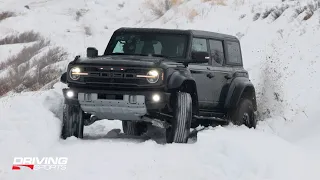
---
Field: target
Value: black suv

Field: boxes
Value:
[60,27,257,143]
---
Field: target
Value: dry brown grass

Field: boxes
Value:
[144,0,183,18]
[0,31,41,45]
[0,33,67,96]
[0,11,15,22]
[187,9,199,21]
[201,0,227,6]
[0,40,49,70]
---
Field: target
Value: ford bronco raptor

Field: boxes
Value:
[60,27,257,143]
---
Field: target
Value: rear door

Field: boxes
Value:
[207,39,233,110]
[188,37,216,111]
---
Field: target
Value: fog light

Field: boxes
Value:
[66,91,74,98]
[152,94,160,102]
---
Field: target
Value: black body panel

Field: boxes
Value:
[61,27,257,123]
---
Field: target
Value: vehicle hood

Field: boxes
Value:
[72,55,182,68]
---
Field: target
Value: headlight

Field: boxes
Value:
[136,69,162,84]
[69,67,81,80]
[146,70,159,83]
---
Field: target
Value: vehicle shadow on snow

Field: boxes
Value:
[82,125,198,144]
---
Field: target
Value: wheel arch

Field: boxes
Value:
[224,77,257,111]
[167,71,199,114]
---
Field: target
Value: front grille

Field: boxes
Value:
[83,77,147,85]
[81,66,152,86]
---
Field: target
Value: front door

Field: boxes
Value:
[189,38,215,111]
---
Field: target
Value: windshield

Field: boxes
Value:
[105,32,188,58]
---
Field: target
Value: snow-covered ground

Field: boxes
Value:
[1,0,320,179]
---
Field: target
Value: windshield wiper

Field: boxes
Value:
[111,52,136,56]
[139,54,181,58]
[110,53,179,58]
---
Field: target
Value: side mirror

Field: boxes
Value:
[87,47,98,58]
[191,51,210,63]
[60,72,67,84]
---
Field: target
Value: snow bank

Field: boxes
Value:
[0,89,319,180]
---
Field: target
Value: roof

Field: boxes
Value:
[115,27,239,41]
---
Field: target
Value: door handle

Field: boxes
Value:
[224,73,232,79]
[207,72,214,79]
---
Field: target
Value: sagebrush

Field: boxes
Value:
[0,11,15,22]
[0,33,67,96]
[0,31,41,45]
[145,0,182,18]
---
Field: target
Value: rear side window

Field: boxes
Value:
[226,41,242,65]
[209,39,224,66]
[192,38,208,52]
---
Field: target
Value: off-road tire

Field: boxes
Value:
[122,121,147,136]
[229,98,256,128]
[61,104,84,139]
[166,92,192,143]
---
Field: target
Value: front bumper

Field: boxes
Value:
[62,88,171,120]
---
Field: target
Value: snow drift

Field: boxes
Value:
[1,0,320,179]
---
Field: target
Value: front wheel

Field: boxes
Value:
[61,103,84,139]
[166,92,192,143]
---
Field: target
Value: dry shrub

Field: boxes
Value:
[303,10,313,20]
[0,35,67,96]
[75,11,83,21]
[0,11,15,22]
[253,13,261,21]
[201,0,227,6]
[187,9,199,21]
[0,40,49,70]
[261,8,274,19]
[269,5,289,21]
[145,0,182,18]
[0,31,41,45]
[75,9,89,21]
[84,26,92,36]
[233,0,245,6]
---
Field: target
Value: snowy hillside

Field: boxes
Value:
[1,0,320,179]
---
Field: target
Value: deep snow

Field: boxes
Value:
[1,0,320,179]
[1,87,320,180]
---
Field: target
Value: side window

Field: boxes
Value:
[226,41,242,65]
[153,41,162,54]
[192,38,208,52]
[135,41,144,53]
[112,41,124,53]
[209,40,224,66]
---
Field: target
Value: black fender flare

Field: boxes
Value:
[60,72,67,84]
[224,77,257,111]
[167,71,194,89]
[167,71,199,113]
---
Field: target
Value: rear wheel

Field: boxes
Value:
[229,98,256,128]
[166,92,192,143]
[61,103,84,139]
[122,121,147,136]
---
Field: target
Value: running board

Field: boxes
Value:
[193,115,228,122]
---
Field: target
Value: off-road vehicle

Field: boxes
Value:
[60,27,257,143]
